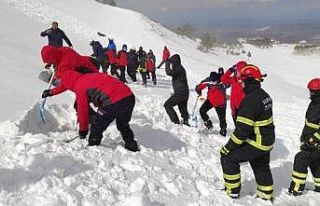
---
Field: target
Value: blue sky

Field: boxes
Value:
[117,0,320,27]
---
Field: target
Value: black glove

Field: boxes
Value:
[195,85,202,96]
[79,130,88,139]
[41,89,52,98]
[229,65,236,73]
[218,67,224,76]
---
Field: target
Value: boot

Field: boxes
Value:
[125,140,140,152]
[182,119,190,127]
[88,136,102,146]
[204,120,213,130]
[288,188,302,196]
[219,128,227,137]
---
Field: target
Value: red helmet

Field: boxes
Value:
[235,61,247,72]
[308,78,320,91]
[240,65,263,81]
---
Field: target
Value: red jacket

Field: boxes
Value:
[107,49,116,64]
[221,69,245,116]
[162,48,170,61]
[116,50,128,67]
[146,58,155,72]
[51,71,133,131]
[196,80,226,107]
[41,46,98,78]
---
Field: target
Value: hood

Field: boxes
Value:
[60,70,83,91]
[41,46,59,65]
[169,54,181,67]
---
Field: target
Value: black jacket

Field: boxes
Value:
[225,80,275,152]
[90,41,105,61]
[300,95,320,151]
[40,28,72,47]
[165,54,189,95]
[127,49,138,68]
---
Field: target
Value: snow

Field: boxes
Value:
[0,0,320,205]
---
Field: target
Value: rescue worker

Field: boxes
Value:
[288,78,320,196]
[43,71,139,152]
[195,71,227,136]
[221,61,247,125]
[220,65,275,201]
[116,44,128,83]
[164,54,189,126]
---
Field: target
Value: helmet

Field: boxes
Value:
[239,64,263,81]
[235,61,247,72]
[308,78,320,91]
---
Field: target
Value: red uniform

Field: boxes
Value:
[162,47,170,61]
[221,69,245,116]
[146,58,155,72]
[41,46,98,78]
[52,71,132,131]
[117,50,128,67]
[196,82,226,107]
[107,49,116,64]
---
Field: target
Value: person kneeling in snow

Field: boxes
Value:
[288,78,320,196]
[164,54,189,126]
[220,65,274,201]
[42,70,139,152]
[195,71,227,136]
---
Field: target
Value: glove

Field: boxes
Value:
[229,65,236,73]
[79,130,88,139]
[218,67,224,75]
[41,89,52,98]
[220,146,230,156]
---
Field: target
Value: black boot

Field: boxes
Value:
[219,128,227,137]
[182,119,190,127]
[125,140,140,152]
[204,120,213,130]
[88,136,102,146]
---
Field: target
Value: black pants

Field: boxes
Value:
[289,150,320,192]
[221,144,273,199]
[107,63,120,78]
[140,71,147,85]
[89,95,136,145]
[199,100,227,130]
[118,66,127,83]
[127,65,137,82]
[149,71,157,85]
[164,93,189,124]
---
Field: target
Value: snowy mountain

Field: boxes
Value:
[0,0,320,205]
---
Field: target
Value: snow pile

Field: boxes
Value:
[0,0,320,205]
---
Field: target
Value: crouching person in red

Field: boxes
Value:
[42,70,139,152]
[195,71,227,136]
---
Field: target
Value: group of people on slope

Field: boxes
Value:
[39,21,320,201]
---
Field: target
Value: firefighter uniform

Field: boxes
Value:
[289,91,320,195]
[220,66,275,200]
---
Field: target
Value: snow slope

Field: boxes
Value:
[1,0,320,205]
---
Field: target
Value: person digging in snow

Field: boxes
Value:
[40,45,100,122]
[164,54,189,126]
[42,70,139,152]
[220,65,275,201]
[288,78,320,196]
[195,71,227,136]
